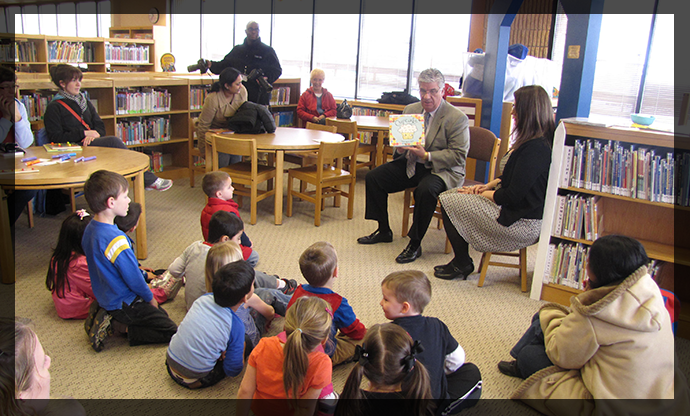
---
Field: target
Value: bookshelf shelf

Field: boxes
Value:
[125,138,188,148]
[532,121,690,338]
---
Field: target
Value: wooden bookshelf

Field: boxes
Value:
[270,78,300,127]
[532,120,690,338]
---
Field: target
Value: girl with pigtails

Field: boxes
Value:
[237,296,337,416]
[335,323,435,416]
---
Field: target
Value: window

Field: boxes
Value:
[76,2,98,38]
[56,3,77,37]
[97,1,111,37]
[6,6,20,34]
[201,0,234,62]
[639,14,676,125]
[38,5,58,36]
[272,14,312,82]
[312,14,359,99]
[171,0,202,74]
[21,6,39,35]
[410,14,471,96]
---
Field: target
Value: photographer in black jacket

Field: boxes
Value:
[192,21,282,105]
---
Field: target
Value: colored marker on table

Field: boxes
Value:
[21,156,37,162]
[74,157,84,163]
[83,156,97,162]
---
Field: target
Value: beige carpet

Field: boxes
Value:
[8,166,689,413]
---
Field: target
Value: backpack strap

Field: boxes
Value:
[57,100,91,130]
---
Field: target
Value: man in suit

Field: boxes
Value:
[357,68,469,263]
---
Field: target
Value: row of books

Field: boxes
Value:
[19,93,55,121]
[563,139,680,205]
[116,117,171,145]
[116,88,171,114]
[269,87,291,106]
[13,42,37,62]
[352,107,396,144]
[544,241,664,290]
[552,194,600,241]
[148,151,164,173]
[273,111,295,127]
[190,85,210,110]
[192,155,205,167]
[105,43,149,64]
[48,41,95,63]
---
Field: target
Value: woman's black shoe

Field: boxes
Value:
[498,360,522,378]
[434,261,453,272]
[434,262,474,280]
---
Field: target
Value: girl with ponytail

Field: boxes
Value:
[335,323,434,416]
[237,296,336,416]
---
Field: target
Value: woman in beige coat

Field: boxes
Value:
[501,235,688,416]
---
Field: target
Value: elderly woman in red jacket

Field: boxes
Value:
[296,68,337,125]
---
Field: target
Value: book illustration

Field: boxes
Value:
[44,143,83,152]
[389,114,425,147]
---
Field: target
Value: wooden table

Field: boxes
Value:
[0,146,150,284]
[206,127,342,225]
[331,115,391,166]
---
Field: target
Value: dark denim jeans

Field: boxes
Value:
[108,297,177,346]
[510,312,554,378]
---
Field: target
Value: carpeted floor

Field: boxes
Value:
[7,167,689,414]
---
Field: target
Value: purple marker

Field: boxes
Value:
[60,154,71,161]
[74,157,84,163]
[21,156,37,162]
[52,154,65,159]
[83,156,97,162]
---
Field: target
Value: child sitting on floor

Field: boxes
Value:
[381,270,482,414]
[205,241,289,350]
[200,171,258,266]
[237,296,337,416]
[169,210,295,311]
[81,169,177,352]
[165,260,253,389]
[114,201,181,303]
[45,209,96,320]
[287,241,366,366]
[335,323,434,416]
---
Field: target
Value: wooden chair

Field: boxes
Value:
[325,118,376,172]
[189,118,206,187]
[286,139,358,226]
[477,247,530,292]
[211,135,277,225]
[285,122,339,193]
[402,127,501,253]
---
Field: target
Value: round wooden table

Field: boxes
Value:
[330,115,391,166]
[205,127,341,225]
[0,146,150,284]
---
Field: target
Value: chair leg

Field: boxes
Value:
[347,180,355,219]
[402,189,412,237]
[26,199,34,228]
[69,188,77,212]
[286,175,294,218]
[250,183,258,225]
[520,247,528,292]
[314,184,322,226]
[334,185,341,208]
[477,252,491,287]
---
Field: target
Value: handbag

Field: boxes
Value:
[336,99,352,119]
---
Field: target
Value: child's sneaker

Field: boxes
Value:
[89,308,113,352]
[145,177,173,191]
[152,271,183,300]
[280,278,298,295]
[84,300,100,335]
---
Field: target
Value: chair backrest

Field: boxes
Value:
[317,139,358,172]
[466,126,501,182]
[306,122,338,133]
[445,96,482,127]
[325,118,358,141]
[212,135,257,160]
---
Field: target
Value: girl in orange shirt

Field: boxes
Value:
[237,296,336,416]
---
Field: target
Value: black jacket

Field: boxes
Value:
[493,137,552,226]
[43,96,105,144]
[226,101,277,134]
[209,37,282,105]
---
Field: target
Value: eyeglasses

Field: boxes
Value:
[419,88,439,97]
[246,28,259,32]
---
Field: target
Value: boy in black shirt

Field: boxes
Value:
[381,270,482,414]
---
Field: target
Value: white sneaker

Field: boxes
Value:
[152,271,183,300]
[146,177,173,191]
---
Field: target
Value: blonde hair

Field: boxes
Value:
[1,317,37,416]
[282,296,332,406]
[204,241,243,292]
[381,271,432,313]
[310,68,325,82]
[298,241,337,286]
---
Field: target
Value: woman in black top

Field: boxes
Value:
[435,85,555,280]
[43,64,171,191]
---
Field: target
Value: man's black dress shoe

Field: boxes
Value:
[395,244,422,264]
[498,360,522,378]
[434,262,474,280]
[357,229,393,244]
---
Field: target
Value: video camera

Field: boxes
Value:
[187,58,210,74]
[247,68,273,93]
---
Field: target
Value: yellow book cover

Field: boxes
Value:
[389,114,425,146]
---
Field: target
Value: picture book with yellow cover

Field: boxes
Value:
[389,114,425,146]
